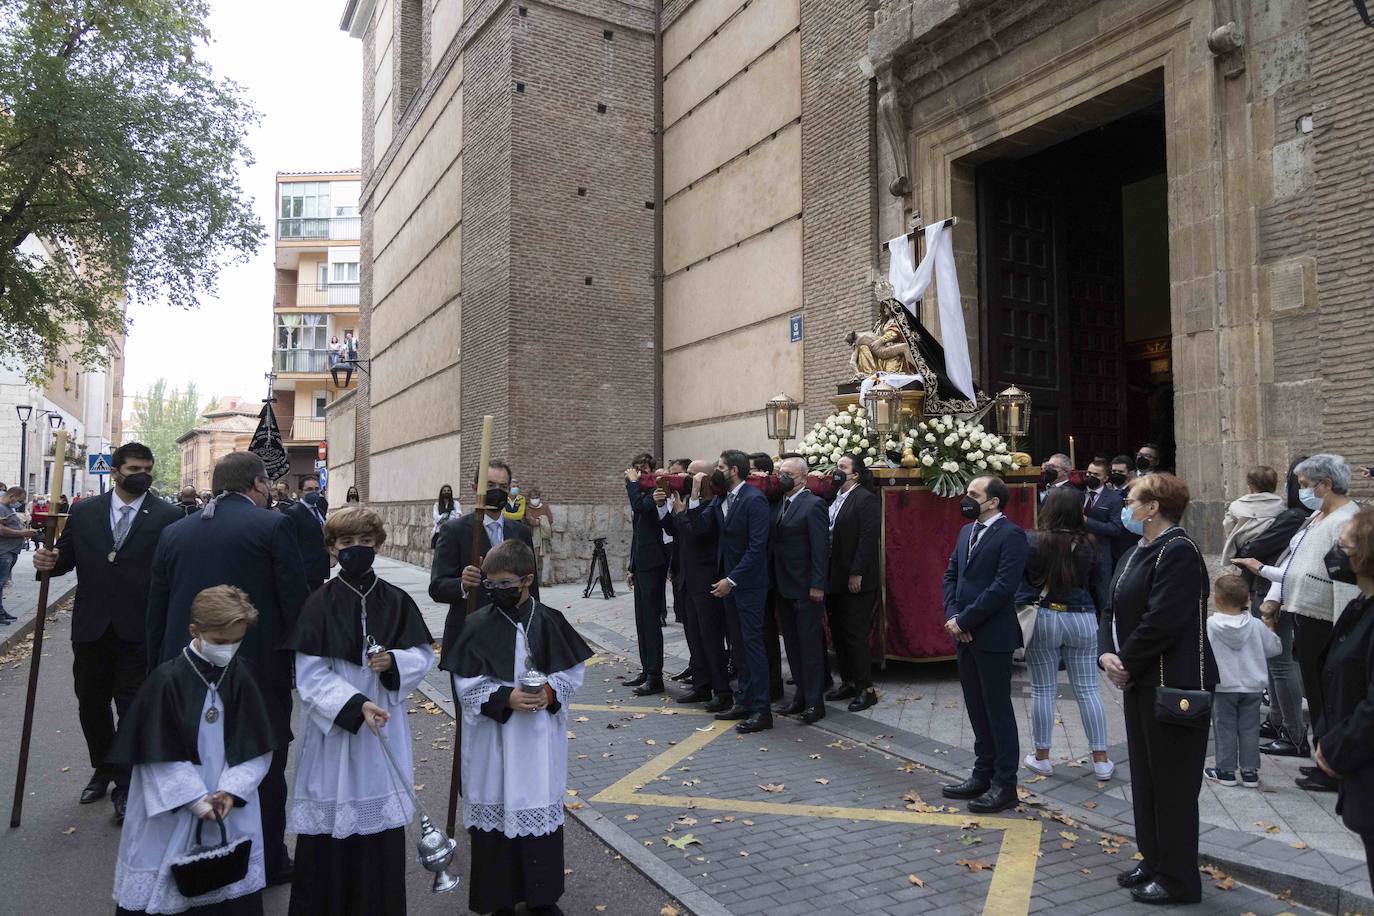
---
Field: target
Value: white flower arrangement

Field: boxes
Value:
[911,415,1015,497]
[797,404,913,471]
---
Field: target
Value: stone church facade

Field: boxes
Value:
[334,0,1373,575]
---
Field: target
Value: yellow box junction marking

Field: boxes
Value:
[577,708,1041,915]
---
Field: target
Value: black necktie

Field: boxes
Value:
[968,522,986,559]
[1085,491,1097,513]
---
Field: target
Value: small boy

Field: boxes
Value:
[447,540,593,916]
[1206,574,1282,788]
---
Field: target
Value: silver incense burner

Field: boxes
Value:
[368,721,461,894]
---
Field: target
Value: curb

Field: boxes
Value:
[0,581,78,655]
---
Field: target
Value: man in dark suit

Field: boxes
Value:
[621,452,669,696]
[696,449,772,733]
[941,474,1029,814]
[430,458,539,668]
[145,451,309,884]
[825,454,881,711]
[769,456,830,724]
[1082,456,1132,563]
[664,460,731,709]
[175,486,202,517]
[284,475,330,592]
[33,442,183,822]
[748,452,785,703]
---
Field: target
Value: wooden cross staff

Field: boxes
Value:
[10,429,68,828]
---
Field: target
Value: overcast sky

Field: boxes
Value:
[120,0,361,414]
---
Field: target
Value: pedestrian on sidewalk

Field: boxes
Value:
[32,442,182,823]
[941,474,1029,814]
[1205,574,1281,789]
[0,486,39,624]
[769,455,831,725]
[1218,465,1285,571]
[663,462,732,711]
[1019,487,1114,780]
[1099,473,1218,906]
[824,453,881,712]
[621,453,668,696]
[431,483,456,549]
[1312,509,1374,889]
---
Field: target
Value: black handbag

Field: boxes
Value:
[1152,535,1212,729]
[169,811,252,899]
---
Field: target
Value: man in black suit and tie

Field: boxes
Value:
[696,449,773,733]
[1082,456,1132,563]
[284,475,330,592]
[145,450,310,884]
[33,442,183,823]
[620,452,670,696]
[431,459,540,672]
[769,456,830,724]
[664,459,731,709]
[941,474,1029,814]
[825,454,881,712]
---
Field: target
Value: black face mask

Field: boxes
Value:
[119,471,154,496]
[1108,472,1128,488]
[710,469,728,494]
[959,496,984,520]
[491,583,524,611]
[1083,473,1102,491]
[778,473,796,493]
[484,487,509,510]
[1325,544,1357,586]
[337,545,375,577]
[1040,469,1058,487]
[831,470,847,488]
[1135,454,1152,472]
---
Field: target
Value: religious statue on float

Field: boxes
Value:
[847,298,917,376]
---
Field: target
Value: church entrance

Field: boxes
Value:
[975,88,1171,468]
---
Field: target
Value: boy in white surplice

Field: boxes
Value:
[284,508,435,915]
[448,539,592,916]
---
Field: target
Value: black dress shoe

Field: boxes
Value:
[1295,773,1338,792]
[847,688,878,712]
[713,704,750,721]
[967,785,1018,813]
[775,699,806,716]
[80,772,110,805]
[941,777,991,800]
[1130,880,1196,905]
[669,667,692,682]
[704,693,734,714]
[632,678,665,697]
[675,686,712,704]
[799,706,825,725]
[621,672,648,688]
[1116,864,1153,888]
[825,683,858,702]
[1299,765,1321,778]
[1260,736,1310,757]
[735,713,773,734]
[1259,719,1280,741]
[111,788,128,825]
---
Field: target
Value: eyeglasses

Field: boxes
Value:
[482,578,525,590]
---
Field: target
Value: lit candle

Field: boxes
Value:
[1008,403,1019,432]
[776,405,788,436]
[1068,436,1076,469]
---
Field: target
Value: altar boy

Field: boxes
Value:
[285,507,435,915]
[448,540,592,916]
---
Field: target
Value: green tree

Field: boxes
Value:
[0,0,263,383]
[131,378,212,492]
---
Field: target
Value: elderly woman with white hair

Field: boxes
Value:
[1234,453,1359,793]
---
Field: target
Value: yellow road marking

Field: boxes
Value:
[587,716,1041,915]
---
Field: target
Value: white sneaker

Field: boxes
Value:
[1093,759,1116,780]
[1024,754,1053,775]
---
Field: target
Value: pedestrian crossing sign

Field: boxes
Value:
[88,453,113,475]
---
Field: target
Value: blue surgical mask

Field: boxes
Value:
[302,491,320,507]
[1298,487,1322,511]
[1120,505,1145,536]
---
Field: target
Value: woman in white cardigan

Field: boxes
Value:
[1235,454,1358,792]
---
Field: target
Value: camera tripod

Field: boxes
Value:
[583,537,616,599]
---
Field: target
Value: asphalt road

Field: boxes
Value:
[0,601,678,915]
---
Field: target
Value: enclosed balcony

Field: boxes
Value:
[276,215,361,241]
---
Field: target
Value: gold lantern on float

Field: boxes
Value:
[994,385,1032,466]
[862,376,903,467]
[764,393,801,456]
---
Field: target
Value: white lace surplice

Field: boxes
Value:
[288,644,436,838]
[112,691,271,914]
[456,624,584,838]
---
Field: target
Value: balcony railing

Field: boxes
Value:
[286,416,326,441]
[275,283,360,307]
[272,348,331,373]
[277,215,361,241]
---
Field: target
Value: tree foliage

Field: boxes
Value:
[130,378,212,492]
[0,0,264,383]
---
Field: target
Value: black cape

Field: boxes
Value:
[108,648,285,768]
[284,573,434,662]
[444,599,593,679]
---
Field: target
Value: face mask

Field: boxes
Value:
[1135,454,1152,472]
[1325,544,1357,585]
[1120,505,1146,536]
[197,638,240,668]
[959,496,984,520]
[510,486,520,497]
[1108,472,1128,488]
[831,470,847,488]
[484,487,508,510]
[710,469,728,493]
[337,545,375,577]
[119,472,153,495]
[778,473,796,493]
[301,491,320,507]
[491,583,524,611]
[1298,487,1322,511]
[1040,469,1058,486]
[1083,474,1102,491]
[528,497,542,507]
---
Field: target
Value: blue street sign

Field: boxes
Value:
[790,315,802,342]
[88,453,113,475]
[318,467,328,492]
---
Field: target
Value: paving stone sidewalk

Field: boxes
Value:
[0,549,78,655]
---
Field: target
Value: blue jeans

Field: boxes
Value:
[1213,691,1261,772]
[1025,608,1109,752]
[0,550,16,614]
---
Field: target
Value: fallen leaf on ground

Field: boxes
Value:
[645,739,656,746]
[675,815,697,827]
[826,741,852,750]
[594,906,606,913]
[566,789,578,796]
[960,834,983,846]
[758,783,785,793]
[1256,821,1280,834]
[809,753,822,760]
[1083,801,1098,809]
[738,850,749,857]
[563,868,574,875]
[907,874,925,887]
[741,819,754,826]
[1215,876,1235,890]
[1059,831,1079,843]
[1199,864,1229,879]
[575,716,590,723]
[663,833,700,850]
[815,778,830,785]
[623,814,639,822]
[1290,840,1308,849]
[1024,774,1047,783]
[955,859,993,872]
[660,907,681,916]
[564,799,584,810]
[62,826,76,835]
[60,767,70,773]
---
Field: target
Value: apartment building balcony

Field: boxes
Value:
[275,283,360,308]
[273,348,332,374]
[276,216,361,242]
[284,415,326,443]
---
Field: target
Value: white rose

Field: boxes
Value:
[848,404,858,413]
[934,423,945,434]
[996,441,1007,452]
[859,438,870,448]
[942,435,954,447]
[977,460,988,469]
[921,455,934,467]
[831,450,842,463]
[867,447,877,456]
[863,456,874,467]
[974,424,984,433]
[942,461,959,473]
[923,433,935,444]
[808,454,819,466]
[942,415,953,426]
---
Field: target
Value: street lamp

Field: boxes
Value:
[15,405,33,494]
[994,385,1031,456]
[763,393,801,456]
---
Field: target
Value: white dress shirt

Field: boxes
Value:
[110,490,148,533]
[828,484,855,531]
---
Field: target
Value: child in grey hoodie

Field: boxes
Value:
[1206,575,1282,787]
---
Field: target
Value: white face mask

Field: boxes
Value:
[197,638,241,667]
